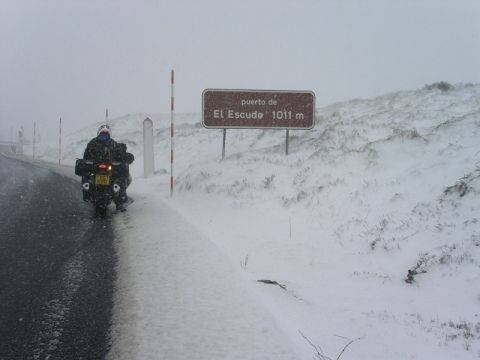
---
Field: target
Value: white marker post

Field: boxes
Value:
[143,117,154,178]
[58,117,62,166]
[17,127,24,155]
[170,69,175,197]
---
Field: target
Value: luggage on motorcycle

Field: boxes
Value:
[113,143,134,165]
[125,152,134,164]
[75,159,94,176]
[111,161,128,178]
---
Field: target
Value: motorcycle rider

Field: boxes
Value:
[82,124,133,210]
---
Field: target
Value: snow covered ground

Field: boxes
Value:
[33,83,480,359]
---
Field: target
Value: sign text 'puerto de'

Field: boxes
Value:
[202,89,315,129]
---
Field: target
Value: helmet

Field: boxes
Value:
[97,124,111,142]
[97,124,111,136]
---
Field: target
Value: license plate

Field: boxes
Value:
[95,175,111,186]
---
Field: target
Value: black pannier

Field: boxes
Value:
[112,162,128,178]
[125,152,134,164]
[75,159,94,176]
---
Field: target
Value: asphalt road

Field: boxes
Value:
[0,155,116,360]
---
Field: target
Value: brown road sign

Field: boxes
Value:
[202,89,315,129]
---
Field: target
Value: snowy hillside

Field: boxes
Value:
[36,83,480,359]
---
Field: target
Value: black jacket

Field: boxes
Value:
[83,137,130,163]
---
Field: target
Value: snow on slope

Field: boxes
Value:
[163,84,480,359]
[37,83,480,359]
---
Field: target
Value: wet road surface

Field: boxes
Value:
[0,155,116,359]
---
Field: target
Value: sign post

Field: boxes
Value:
[143,117,155,178]
[285,129,289,155]
[222,128,226,160]
[202,89,315,157]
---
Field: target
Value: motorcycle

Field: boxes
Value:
[75,154,133,217]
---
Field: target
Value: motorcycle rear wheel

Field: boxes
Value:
[95,205,107,218]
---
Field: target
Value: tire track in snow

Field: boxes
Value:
[31,251,85,360]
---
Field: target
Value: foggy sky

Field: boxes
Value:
[1,0,479,141]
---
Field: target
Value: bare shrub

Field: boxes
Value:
[424,81,454,92]
[392,128,425,141]
[444,178,469,197]
[281,190,309,207]
[240,254,249,270]
[263,174,275,189]
[405,252,435,284]
[442,169,480,198]
[299,331,363,360]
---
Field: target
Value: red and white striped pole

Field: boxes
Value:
[170,69,175,197]
[58,117,62,166]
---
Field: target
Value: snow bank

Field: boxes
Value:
[108,191,299,360]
